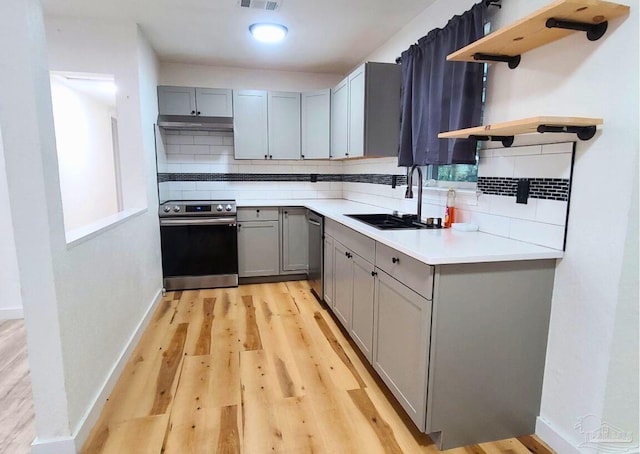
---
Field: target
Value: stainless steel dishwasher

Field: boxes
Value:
[307,210,323,302]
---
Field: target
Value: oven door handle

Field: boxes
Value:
[160,217,237,227]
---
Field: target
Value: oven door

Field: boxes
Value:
[160,217,238,290]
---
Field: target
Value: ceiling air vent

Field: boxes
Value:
[239,0,282,11]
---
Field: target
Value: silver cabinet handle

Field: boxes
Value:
[308,219,321,226]
[160,217,236,226]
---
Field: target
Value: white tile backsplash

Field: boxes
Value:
[535,199,569,226]
[513,152,572,179]
[477,156,516,178]
[509,219,565,250]
[158,131,574,251]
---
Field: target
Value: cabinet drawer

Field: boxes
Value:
[325,218,375,263]
[375,243,434,299]
[237,207,279,222]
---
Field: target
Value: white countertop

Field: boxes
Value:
[236,199,564,265]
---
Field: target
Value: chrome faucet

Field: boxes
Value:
[405,165,423,222]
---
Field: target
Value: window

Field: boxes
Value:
[424,21,491,186]
[49,72,122,233]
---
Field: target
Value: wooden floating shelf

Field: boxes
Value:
[447,0,630,68]
[438,116,604,147]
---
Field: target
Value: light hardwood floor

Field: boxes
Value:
[0,319,35,454]
[82,282,554,454]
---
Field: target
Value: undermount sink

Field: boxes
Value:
[346,213,436,230]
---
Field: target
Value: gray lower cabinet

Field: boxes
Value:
[280,207,308,273]
[350,254,375,362]
[373,269,431,430]
[332,241,353,330]
[322,222,557,450]
[237,220,279,277]
[323,235,334,307]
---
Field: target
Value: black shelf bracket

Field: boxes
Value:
[536,124,597,140]
[545,18,609,41]
[470,134,515,148]
[473,52,521,69]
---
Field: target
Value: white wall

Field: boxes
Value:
[1,7,163,449]
[49,76,119,231]
[43,17,164,443]
[160,61,342,91]
[363,1,639,452]
[0,125,23,319]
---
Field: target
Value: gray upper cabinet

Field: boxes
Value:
[281,207,308,273]
[348,65,366,158]
[332,62,402,159]
[194,88,233,117]
[301,89,331,160]
[268,92,301,160]
[330,77,349,159]
[373,269,431,430]
[233,90,269,160]
[158,86,232,117]
[158,86,197,116]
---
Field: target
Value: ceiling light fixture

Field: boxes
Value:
[249,23,288,43]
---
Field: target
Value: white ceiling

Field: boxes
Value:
[41,0,435,74]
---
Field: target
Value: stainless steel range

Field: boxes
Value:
[159,200,238,291]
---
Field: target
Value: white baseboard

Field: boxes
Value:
[31,437,76,454]
[536,416,581,454]
[70,288,164,451]
[0,307,24,319]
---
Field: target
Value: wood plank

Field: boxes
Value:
[438,116,603,139]
[100,414,169,454]
[81,283,552,453]
[150,323,188,415]
[194,297,216,355]
[448,0,630,62]
[516,435,555,454]
[348,388,404,454]
[0,320,34,454]
[313,311,367,388]
[479,438,535,454]
[240,295,263,351]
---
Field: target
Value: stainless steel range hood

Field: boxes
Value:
[157,114,234,132]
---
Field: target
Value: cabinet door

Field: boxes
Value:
[348,64,365,158]
[195,88,233,117]
[233,90,268,160]
[373,270,431,430]
[323,235,335,307]
[351,254,375,362]
[330,77,349,159]
[158,86,197,116]
[281,208,308,273]
[268,92,301,160]
[332,241,353,329]
[301,89,330,160]
[237,220,279,277]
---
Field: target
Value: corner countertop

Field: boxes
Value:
[236,199,564,265]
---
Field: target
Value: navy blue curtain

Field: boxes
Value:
[398,2,487,166]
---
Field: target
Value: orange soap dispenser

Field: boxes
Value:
[444,187,456,228]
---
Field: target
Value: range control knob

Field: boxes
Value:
[225,204,232,212]
[216,204,223,212]
[173,205,181,212]
[163,205,171,213]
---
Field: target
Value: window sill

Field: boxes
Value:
[65,207,148,249]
